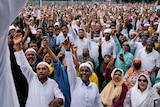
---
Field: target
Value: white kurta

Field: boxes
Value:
[137,48,160,72]
[130,40,145,58]
[65,52,103,107]
[74,38,90,57]
[0,0,27,107]
[14,50,64,107]
[101,39,116,58]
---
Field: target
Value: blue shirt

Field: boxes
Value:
[52,60,71,107]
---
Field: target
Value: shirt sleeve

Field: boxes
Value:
[53,80,65,103]
[14,50,36,83]
[65,51,77,92]
[94,87,103,107]
[155,53,160,68]
[112,42,117,59]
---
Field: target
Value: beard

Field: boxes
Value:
[79,36,84,39]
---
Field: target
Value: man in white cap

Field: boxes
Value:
[13,33,64,107]
[101,28,116,64]
[61,38,103,107]
[25,48,38,71]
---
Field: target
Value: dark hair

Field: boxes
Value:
[28,40,37,47]
[61,24,68,29]
[17,29,25,35]
[79,29,85,32]
[47,26,54,30]
[37,27,45,36]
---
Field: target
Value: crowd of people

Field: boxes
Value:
[2,0,160,107]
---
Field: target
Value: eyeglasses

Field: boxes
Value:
[138,79,148,82]
[80,69,90,72]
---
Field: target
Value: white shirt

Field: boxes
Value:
[130,40,145,58]
[101,39,116,58]
[74,37,90,57]
[14,50,64,107]
[137,48,160,72]
[56,33,75,52]
[65,52,103,107]
[89,40,99,64]
[0,0,27,107]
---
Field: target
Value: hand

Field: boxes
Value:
[41,37,48,48]
[98,38,103,46]
[8,33,14,45]
[72,45,78,53]
[48,98,63,107]
[24,18,31,26]
[119,54,124,62]
[58,51,64,58]
[148,71,153,75]
[13,33,23,45]
[63,37,71,51]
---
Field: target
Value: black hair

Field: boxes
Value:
[17,29,25,35]
[61,24,68,29]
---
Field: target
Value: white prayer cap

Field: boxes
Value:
[86,61,94,71]
[144,23,150,27]
[154,22,158,25]
[9,25,16,31]
[76,19,80,22]
[106,24,111,28]
[156,5,160,10]
[36,61,50,71]
[25,48,36,54]
[30,17,34,20]
[54,22,60,27]
[110,16,114,19]
[103,28,111,34]
[129,29,137,35]
[79,62,92,72]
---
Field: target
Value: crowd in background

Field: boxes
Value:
[8,1,160,107]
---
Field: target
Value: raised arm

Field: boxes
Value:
[14,33,36,82]
[63,38,77,92]
[22,18,31,43]
[42,37,58,62]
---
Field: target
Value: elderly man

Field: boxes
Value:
[13,33,64,107]
[25,48,38,72]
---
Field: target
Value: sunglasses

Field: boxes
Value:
[138,79,148,83]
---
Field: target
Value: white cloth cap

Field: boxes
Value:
[36,61,50,71]
[25,48,36,54]
[9,25,16,31]
[79,62,92,72]
[156,5,160,10]
[129,29,137,35]
[154,22,158,25]
[103,28,111,34]
[106,24,111,28]
[144,23,150,27]
[54,22,60,27]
